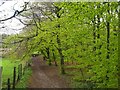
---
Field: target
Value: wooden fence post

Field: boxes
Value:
[20,64,22,79]
[7,78,10,90]
[23,61,29,75]
[23,65,26,75]
[17,64,23,82]
[0,66,3,90]
[12,67,16,89]
[17,64,20,82]
[23,67,25,75]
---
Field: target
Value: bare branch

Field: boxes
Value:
[0,2,5,7]
[0,2,29,22]
[15,17,34,26]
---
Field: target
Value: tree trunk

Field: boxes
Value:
[105,2,111,85]
[57,34,65,74]
[41,50,47,61]
[106,21,110,59]
[96,5,102,60]
[92,16,96,52]
[52,50,58,66]
[58,48,65,74]
[55,6,65,74]
[46,47,51,66]
[106,3,110,59]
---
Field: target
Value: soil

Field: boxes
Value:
[27,56,69,89]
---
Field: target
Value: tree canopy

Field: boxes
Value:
[1,2,119,88]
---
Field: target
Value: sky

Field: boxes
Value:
[0,0,59,35]
[0,0,29,35]
[0,0,119,35]
[0,0,57,35]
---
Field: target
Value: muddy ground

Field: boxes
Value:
[27,56,69,89]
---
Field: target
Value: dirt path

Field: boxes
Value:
[27,56,69,89]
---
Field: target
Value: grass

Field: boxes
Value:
[0,58,31,88]
[1,58,20,88]
[16,67,32,89]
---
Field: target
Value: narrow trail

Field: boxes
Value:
[27,56,69,89]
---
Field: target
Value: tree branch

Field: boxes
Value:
[0,2,29,22]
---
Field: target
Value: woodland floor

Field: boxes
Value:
[27,56,69,89]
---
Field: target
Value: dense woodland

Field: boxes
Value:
[2,2,119,88]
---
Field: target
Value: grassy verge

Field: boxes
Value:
[1,58,31,89]
[15,67,32,89]
[1,58,20,88]
[64,65,95,88]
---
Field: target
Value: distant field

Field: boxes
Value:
[1,58,21,88]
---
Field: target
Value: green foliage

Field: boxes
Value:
[3,2,118,88]
[16,67,32,88]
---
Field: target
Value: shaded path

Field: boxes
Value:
[27,56,69,88]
